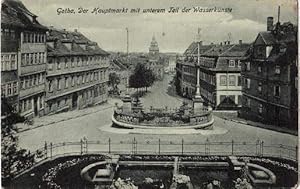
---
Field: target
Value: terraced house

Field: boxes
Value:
[175,41,214,98]
[176,40,250,110]
[45,28,110,114]
[199,41,250,110]
[1,0,47,118]
[240,17,298,128]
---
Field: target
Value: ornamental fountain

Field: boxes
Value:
[111,29,214,130]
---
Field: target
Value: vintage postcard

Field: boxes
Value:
[1,0,298,188]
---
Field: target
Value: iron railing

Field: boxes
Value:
[33,138,297,162]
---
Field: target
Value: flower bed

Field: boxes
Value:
[42,155,106,188]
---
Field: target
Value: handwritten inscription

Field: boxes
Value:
[56,6,232,15]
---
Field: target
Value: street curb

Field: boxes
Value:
[17,104,114,133]
[218,116,298,136]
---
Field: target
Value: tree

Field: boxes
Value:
[1,97,35,184]
[129,63,155,92]
[108,72,121,94]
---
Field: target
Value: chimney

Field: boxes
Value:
[267,17,274,31]
[227,41,230,45]
[199,41,203,46]
[239,40,242,45]
[220,42,223,46]
[224,41,227,45]
[63,29,66,31]
[74,29,78,33]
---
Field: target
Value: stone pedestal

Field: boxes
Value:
[193,95,204,114]
[122,94,132,113]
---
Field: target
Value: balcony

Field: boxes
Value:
[19,84,45,99]
[20,64,46,76]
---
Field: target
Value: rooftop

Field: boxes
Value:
[1,0,47,31]
[47,28,109,56]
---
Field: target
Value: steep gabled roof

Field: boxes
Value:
[47,28,109,56]
[202,44,234,57]
[1,0,47,30]
[220,43,251,57]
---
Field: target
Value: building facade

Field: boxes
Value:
[1,0,48,118]
[45,28,110,114]
[240,17,298,128]
[147,36,164,80]
[176,41,250,110]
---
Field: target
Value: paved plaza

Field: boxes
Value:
[17,75,298,157]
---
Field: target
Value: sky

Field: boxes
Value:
[21,0,297,53]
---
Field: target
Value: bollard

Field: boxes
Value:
[261,141,264,157]
[231,140,234,155]
[108,138,111,154]
[50,142,53,159]
[256,139,260,156]
[296,145,298,160]
[80,139,83,155]
[181,139,184,155]
[44,141,48,159]
[85,139,88,153]
[158,139,161,155]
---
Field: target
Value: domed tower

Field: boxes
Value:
[149,35,159,56]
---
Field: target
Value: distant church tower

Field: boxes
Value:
[149,35,159,56]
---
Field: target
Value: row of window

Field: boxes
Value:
[1,82,18,97]
[183,66,196,74]
[244,62,281,74]
[1,28,16,39]
[48,70,107,92]
[200,72,216,86]
[48,85,106,111]
[19,96,44,113]
[228,60,242,68]
[48,56,108,71]
[20,73,45,90]
[245,98,263,114]
[21,52,46,66]
[182,75,196,84]
[219,75,241,86]
[201,88,215,103]
[244,78,281,97]
[1,53,17,71]
[23,32,46,43]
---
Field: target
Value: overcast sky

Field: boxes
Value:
[21,0,297,53]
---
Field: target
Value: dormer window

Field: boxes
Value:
[64,43,72,50]
[246,62,250,71]
[229,60,235,67]
[255,46,265,58]
[237,60,241,67]
[266,46,273,58]
[275,65,280,74]
[258,66,262,73]
[258,82,262,92]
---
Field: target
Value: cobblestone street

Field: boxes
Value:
[17,74,298,158]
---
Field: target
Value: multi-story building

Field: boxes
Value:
[1,0,48,118]
[199,41,250,110]
[147,36,164,80]
[176,41,214,99]
[45,28,110,114]
[240,17,298,128]
[176,40,250,110]
[109,58,130,91]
